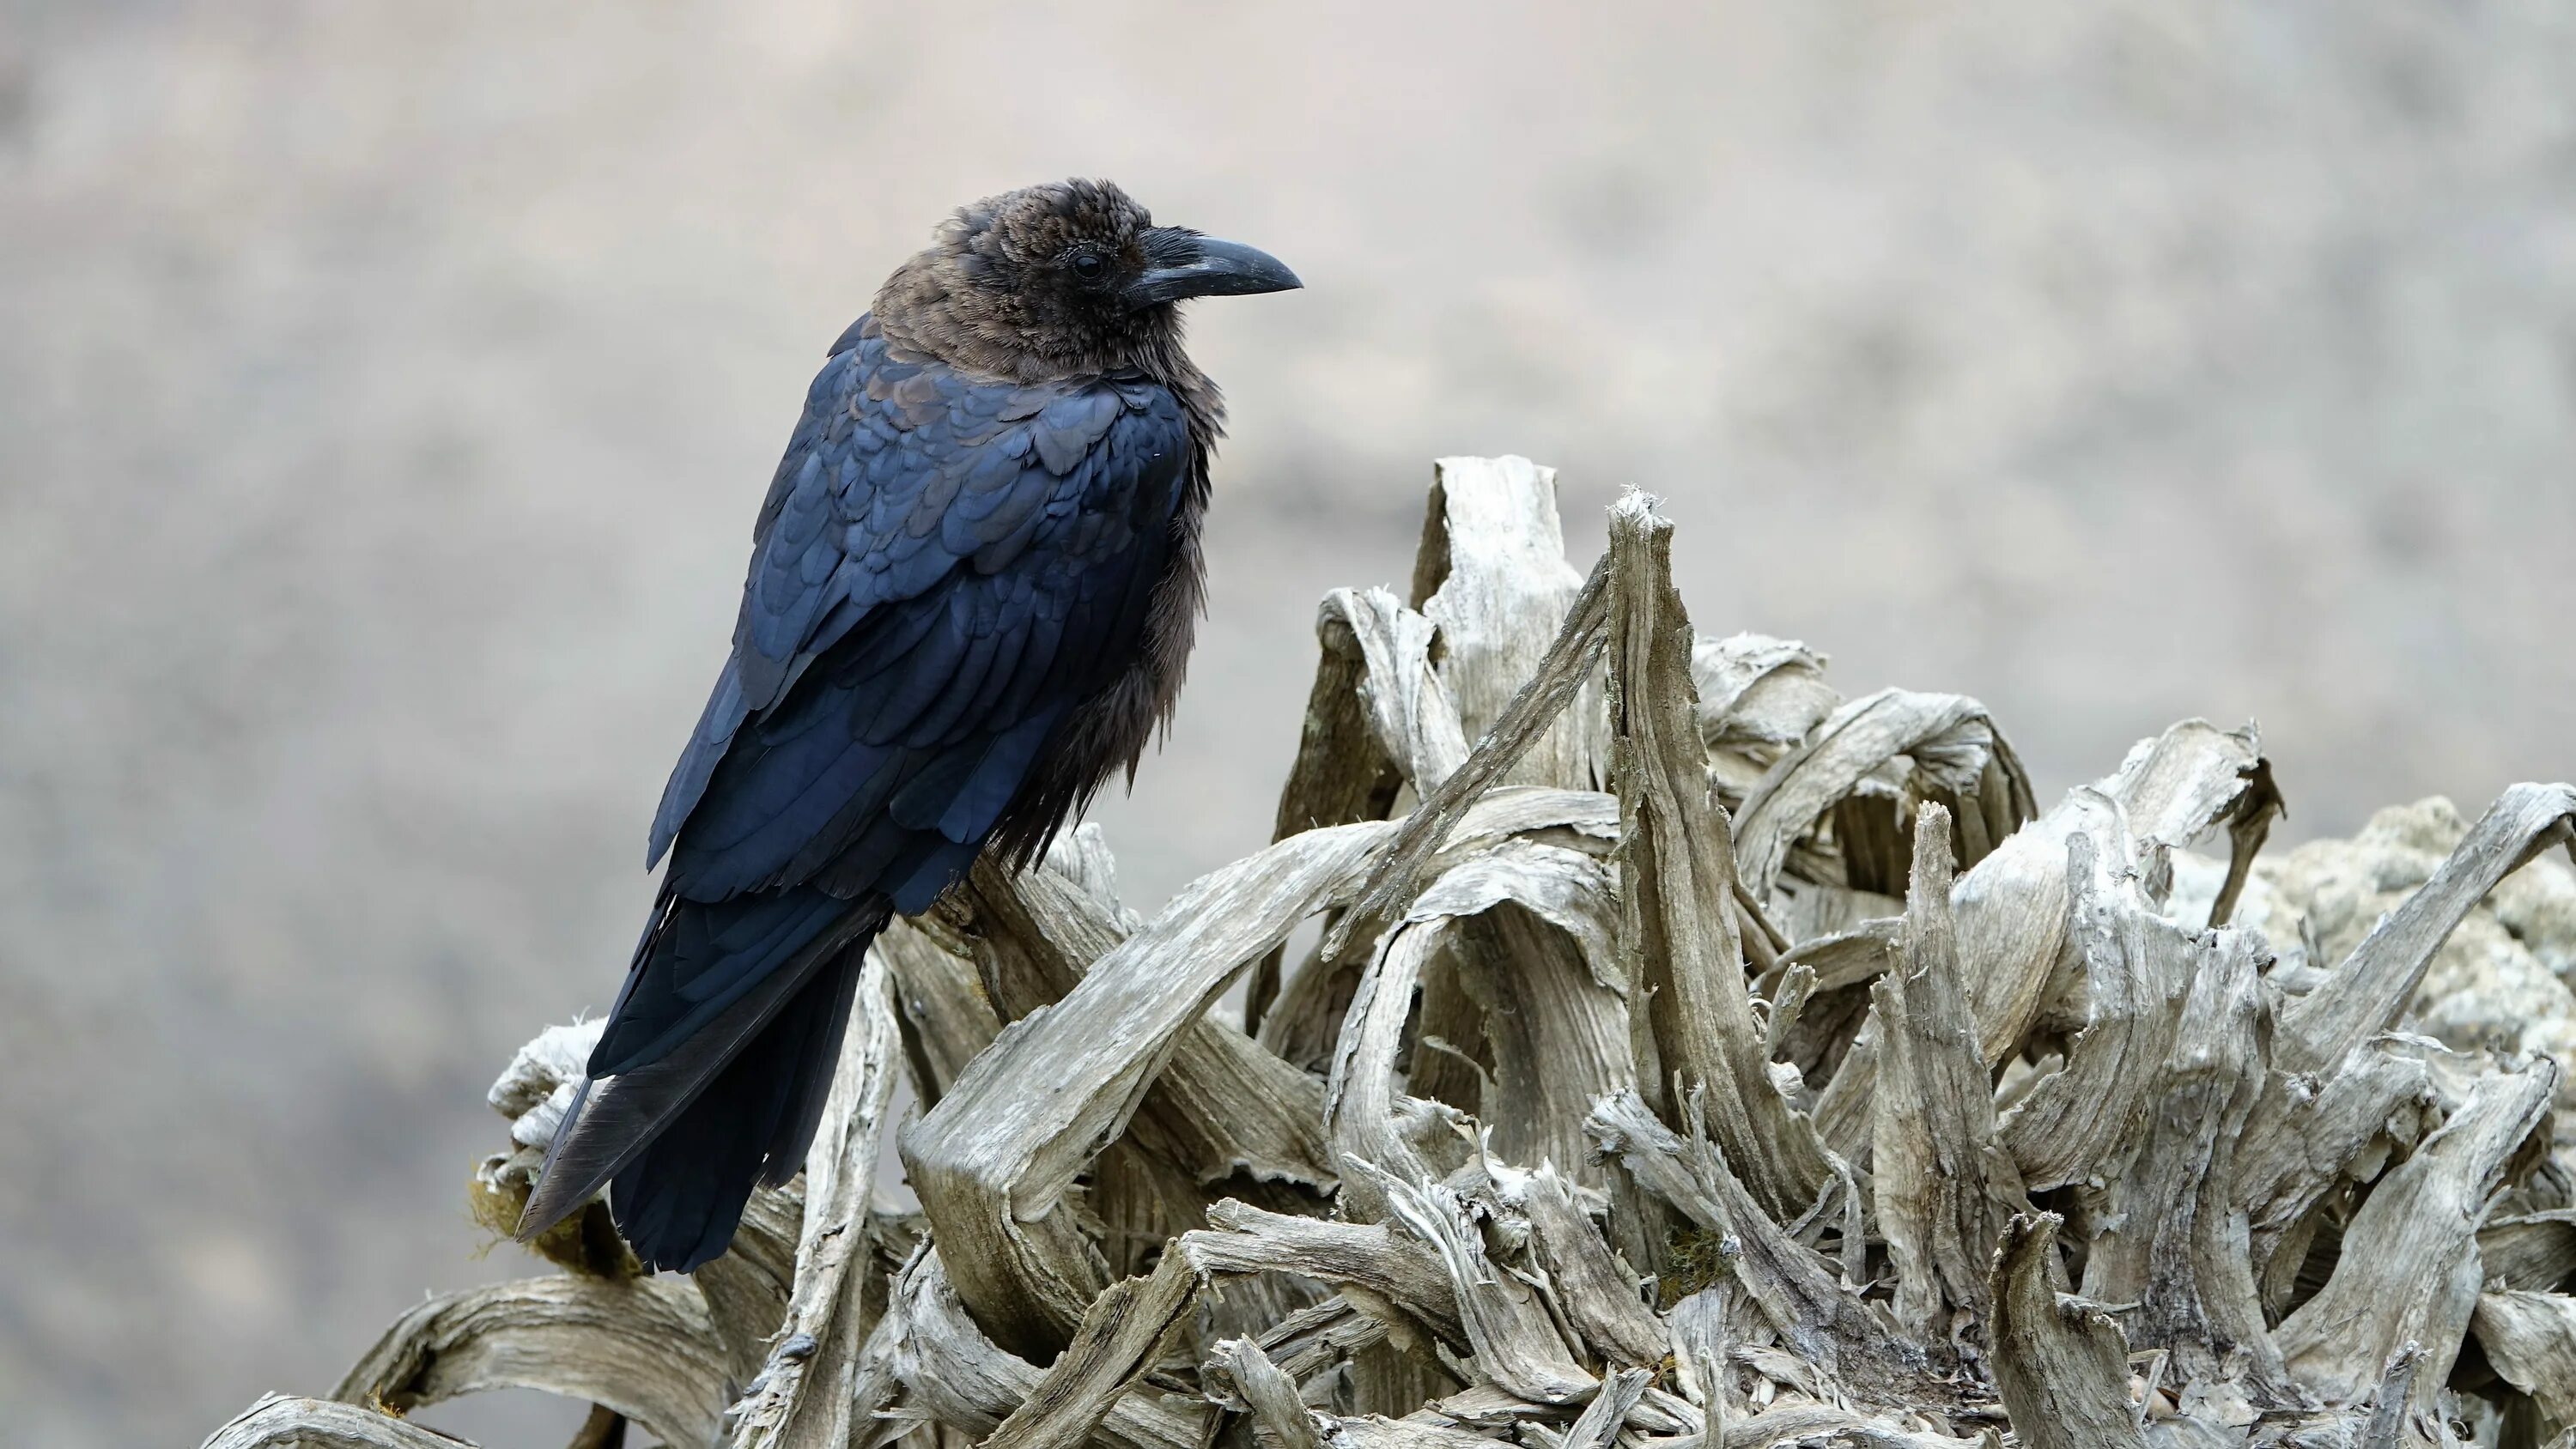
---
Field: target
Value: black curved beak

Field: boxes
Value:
[1126,229,1302,308]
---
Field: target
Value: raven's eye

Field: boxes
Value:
[1070,251,1107,282]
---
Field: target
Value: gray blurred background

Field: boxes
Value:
[4,1,2573,1443]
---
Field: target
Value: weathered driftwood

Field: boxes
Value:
[981,1246,1201,1449]
[722,956,904,1449]
[906,820,1392,1359]
[204,1394,494,1449]
[329,1274,732,1448]
[207,457,2576,1449]
[1411,457,1607,791]
[1988,1214,2144,1449]
[1872,805,2026,1347]
[1605,494,1832,1222]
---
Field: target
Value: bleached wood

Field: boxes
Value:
[1604,493,1831,1219]
[1814,719,2275,1162]
[871,1249,1213,1449]
[694,1180,805,1385]
[200,462,2576,1449]
[1691,634,1838,761]
[1205,1337,1329,1449]
[1871,804,2027,1343]
[908,820,1396,1357]
[1496,1162,1668,1369]
[1180,1199,1467,1357]
[1248,1295,1394,1385]
[725,956,904,1449]
[1711,1403,1985,1448]
[981,1247,1200,1449]
[1732,688,2035,901]
[1413,456,1607,792]
[330,1274,732,1449]
[1358,1161,1596,1408]
[2278,1060,2558,1409]
[2279,782,2576,1073]
[1329,840,1632,1226]
[1993,841,2190,1196]
[1587,1088,1936,1403]
[963,845,1335,1209]
[1988,1214,2147,1449]
[1557,1367,1649,1449]
[1325,912,1449,1221]
[1325,555,1613,961]
[2072,925,2280,1393]
[1272,603,1404,838]
[1321,586,1472,795]
[877,915,999,1108]
[1442,857,1629,1189]
[2470,1291,2576,1437]
[2233,1036,2439,1314]
[2482,1210,2576,1294]
[1254,592,1417,1039]
[201,1393,489,1449]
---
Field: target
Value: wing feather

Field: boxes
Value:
[637,312,1189,996]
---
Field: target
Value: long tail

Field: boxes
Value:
[516,888,887,1272]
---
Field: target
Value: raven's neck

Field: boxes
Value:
[868,282,1226,507]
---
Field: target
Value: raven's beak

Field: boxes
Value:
[1127,231,1302,307]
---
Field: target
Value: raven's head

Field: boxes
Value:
[875,179,1299,383]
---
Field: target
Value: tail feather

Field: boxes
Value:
[515,889,886,1268]
[609,942,866,1270]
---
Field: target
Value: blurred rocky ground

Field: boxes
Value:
[3,1,2574,1443]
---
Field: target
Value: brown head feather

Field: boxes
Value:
[875,178,1205,389]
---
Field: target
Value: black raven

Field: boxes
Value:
[515,179,1298,1271]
